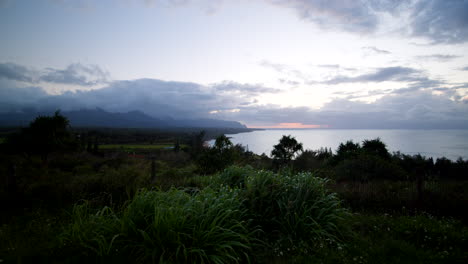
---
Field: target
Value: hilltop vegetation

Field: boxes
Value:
[0,113,467,263]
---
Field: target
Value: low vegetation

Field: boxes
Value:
[1,113,467,263]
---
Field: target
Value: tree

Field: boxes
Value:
[190,130,206,157]
[271,135,303,167]
[362,138,390,159]
[334,140,361,162]
[213,134,233,151]
[196,135,236,174]
[6,111,75,162]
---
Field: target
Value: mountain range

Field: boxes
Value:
[0,108,247,129]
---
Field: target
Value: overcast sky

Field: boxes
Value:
[1,0,468,128]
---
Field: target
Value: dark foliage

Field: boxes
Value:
[271,135,303,168]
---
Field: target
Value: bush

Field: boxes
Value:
[242,169,349,249]
[334,154,407,182]
[61,187,256,263]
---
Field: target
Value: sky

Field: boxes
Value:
[1,0,468,128]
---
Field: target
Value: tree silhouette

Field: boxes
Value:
[335,140,361,162]
[6,111,74,163]
[271,135,303,167]
[362,138,390,159]
[213,134,233,151]
[196,134,236,173]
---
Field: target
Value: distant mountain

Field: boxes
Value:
[0,108,247,129]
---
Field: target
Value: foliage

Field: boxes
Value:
[61,187,256,263]
[5,111,76,162]
[294,213,468,264]
[271,135,303,167]
[334,140,361,163]
[362,138,390,160]
[333,154,407,182]
[243,170,349,249]
[196,135,240,174]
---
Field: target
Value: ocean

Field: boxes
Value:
[216,129,468,161]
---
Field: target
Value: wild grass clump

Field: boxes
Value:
[217,165,255,188]
[242,169,349,251]
[61,187,256,263]
[207,167,349,254]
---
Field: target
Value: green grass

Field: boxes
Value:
[294,213,468,264]
[60,187,257,263]
[1,161,467,263]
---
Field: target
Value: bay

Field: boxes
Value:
[218,129,468,161]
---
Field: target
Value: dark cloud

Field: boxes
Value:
[0,80,48,112]
[263,0,468,44]
[0,63,35,82]
[362,46,391,54]
[410,0,468,44]
[1,76,467,128]
[0,62,109,86]
[264,0,381,33]
[0,78,273,119]
[40,63,109,86]
[416,54,462,62]
[323,66,421,84]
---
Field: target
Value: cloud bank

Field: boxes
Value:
[264,0,468,44]
[1,62,467,129]
[0,62,109,87]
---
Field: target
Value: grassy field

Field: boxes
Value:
[100,143,177,150]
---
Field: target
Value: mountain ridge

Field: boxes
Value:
[0,108,247,129]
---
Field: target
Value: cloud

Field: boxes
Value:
[213,81,281,94]
[0,78,276,119]
[1,75,467,128]
[262,0,468,44]
[221,91,468,129]
[0,62,109,86]
[416,54,462,62]
[317,64,340,69]
[260,60,307,80]
[362,46,391,54]
[0,79,48,112]
[264,0,381,33]
[323,66,422,84]
[0,63,35,82]
[410,0,468,44]
[278,79,300,86]
[40,63,109,86]
[259,60,288,73]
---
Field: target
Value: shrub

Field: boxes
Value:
[242,169,349,249]
[61,187,256,263]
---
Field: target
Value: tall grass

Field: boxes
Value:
[242,169,349,250]
[61,187,256,263]
[210,166,349,254]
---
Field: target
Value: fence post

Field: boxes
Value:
[151,155,156,184]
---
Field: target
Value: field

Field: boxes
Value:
[100,143,176,150]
